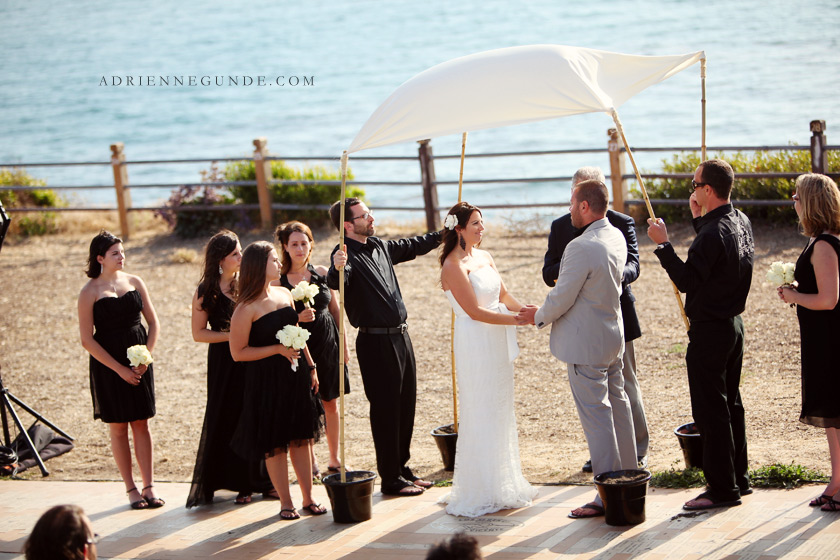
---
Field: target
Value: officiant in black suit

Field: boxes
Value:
[542,167,649,472]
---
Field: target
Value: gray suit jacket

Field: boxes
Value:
[534,217,627,367]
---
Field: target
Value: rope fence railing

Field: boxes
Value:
[1,121,836,239]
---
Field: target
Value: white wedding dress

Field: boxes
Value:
[441,265,536,517]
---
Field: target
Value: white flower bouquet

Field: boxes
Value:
[276,324,311,371]
[290,280,320,308]
[126,345,153,367]
[766,261,795,287]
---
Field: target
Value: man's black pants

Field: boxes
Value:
[686,316,749,502]
[355,330,416,486]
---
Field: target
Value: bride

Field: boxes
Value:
[439,201,537,517]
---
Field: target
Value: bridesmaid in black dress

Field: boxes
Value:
[275,221,350,475]
[186,230,275,507]
[77,230,163,510]
[778,173,840,513]
[229,241,326,520]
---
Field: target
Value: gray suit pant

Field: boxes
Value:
[567,360,638,491]
[622,340,649,458]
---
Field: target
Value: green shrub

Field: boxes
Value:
[156,163,252,238]
[0,168,64,236]
[224,159,364,227]
[650,462,828,489]
[631,148,840,224]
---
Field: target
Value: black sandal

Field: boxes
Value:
[810,493,833,507]
[822,497,840,512]
[126,487,149,510]
[280,508,300,520]
[381,477,424,497]
[301,502,328,515]
[142,485,165,508]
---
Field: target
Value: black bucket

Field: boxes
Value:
[431,424,458,471]
[322,470,377,523]
[674,422,703,469]
[594,469,651,526]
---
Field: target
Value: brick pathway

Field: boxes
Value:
[0,480,838,559]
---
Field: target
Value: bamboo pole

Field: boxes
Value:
[610,109,690,332]
[701,57,707,161]
[337,151,348,483]
[448,132,468,435]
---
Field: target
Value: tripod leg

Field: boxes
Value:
[6,391,74,441]
[0,398,10,447]
[1,393,49,476]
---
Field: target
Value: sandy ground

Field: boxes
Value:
[0,214,822,489]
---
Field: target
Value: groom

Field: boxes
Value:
[518,179,637,519]
[327,198,441,496]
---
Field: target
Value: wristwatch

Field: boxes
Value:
[656,242,671,251]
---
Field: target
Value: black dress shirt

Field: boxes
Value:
[654,204,754,322]
[542,209,642,341]
[326,232,442,328]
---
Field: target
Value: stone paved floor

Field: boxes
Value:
[0,480,838,559]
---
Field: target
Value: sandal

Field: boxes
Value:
[401,468,433,489]
[810,493,833,507]
[142,485,165,508]
[568,502,604,519]
[235,492,252,505]
[280,508,300,520]
[683,491,741,511]
[126,487,149,510]
[822,497,840,512]
[301,502,328,515]
[262,489,280,500]
[381,477,424,497]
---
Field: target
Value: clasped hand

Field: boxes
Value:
[277,345,300,364]
[298,308,315,322]
[516,304,539,325]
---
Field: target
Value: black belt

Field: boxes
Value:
[358,324,407,335]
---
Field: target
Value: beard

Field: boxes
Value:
[354,222,375,237]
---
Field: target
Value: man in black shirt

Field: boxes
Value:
[647,159,754,511]
[327,198,442,496]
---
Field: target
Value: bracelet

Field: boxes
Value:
[307,363,317,371]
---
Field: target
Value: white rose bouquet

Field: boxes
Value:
[290,280,320,308]
[766,261,795,287]
[275,324,311,371]
[126,345,154,367]
[766,261,796,307]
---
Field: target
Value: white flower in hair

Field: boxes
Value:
[444,214,458,230]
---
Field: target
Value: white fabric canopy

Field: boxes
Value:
[348,45,704,154]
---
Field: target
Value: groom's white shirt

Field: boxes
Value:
[534,217,626,366]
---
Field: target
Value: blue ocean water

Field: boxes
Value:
[1,0,839,219]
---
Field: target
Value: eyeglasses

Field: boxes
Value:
[691,180,708,191]
[351,211,373,221]
[792,193,800,202]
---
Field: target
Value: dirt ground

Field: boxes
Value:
[0,214,822,490]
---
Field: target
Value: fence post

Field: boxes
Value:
[417,139,440,231]
[252,137,273,230]
[607,128,627,214]
[810,120,827,174]
[110,143,131,240]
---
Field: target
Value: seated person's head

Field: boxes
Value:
[24,505,97,560]
[426,532,483,560]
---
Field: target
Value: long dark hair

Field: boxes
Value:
[23,504,93,560]
[439,202,482,267]
[85,230,121,278]
[237,241,274,306]
[197,230,239,311]
[275,221,314,275]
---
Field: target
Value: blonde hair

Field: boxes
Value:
[797,173,840,237]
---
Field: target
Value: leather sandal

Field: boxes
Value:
[810,493,833,507]
[301,502,327,515]
[822,497,840,512]
[142,485,165,508]
[126,487,149,510]
[568,502,604,519]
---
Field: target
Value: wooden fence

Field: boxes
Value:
[1,120,836,240]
